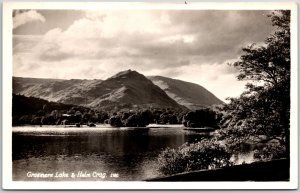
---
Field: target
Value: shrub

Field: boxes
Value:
[253,142,286,161]
[157,139,233,175]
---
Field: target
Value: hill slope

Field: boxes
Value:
[148,76,223,110]
[13,70,184,110]
[13,77,102,104]
[79,70,184,110]
[13,71,222,110]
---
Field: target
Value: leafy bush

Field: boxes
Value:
[253,142,286,161]
[157,139,233,175]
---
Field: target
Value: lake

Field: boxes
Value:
[12,124,215,181]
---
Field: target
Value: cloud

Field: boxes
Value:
[13,10,46,29]
[13,35,42,53]
[13,10,275,99]
[16,10,273,65]
[172,63,248,101]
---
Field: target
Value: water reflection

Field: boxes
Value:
[13,126,211,181]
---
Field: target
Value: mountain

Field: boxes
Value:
[13,77,102,104]
[75,70,184,110]
[148,76,223,110]
[13,70,223,111]
[13,70,184,110]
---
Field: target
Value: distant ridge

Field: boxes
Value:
[148,76,223,110]
[13,70,223,110]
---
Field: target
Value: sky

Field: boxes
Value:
[12,9,275,101]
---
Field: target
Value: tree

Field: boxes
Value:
[41,115,55,125]
[140,110,153,125]
[219,10,290,157]
[123,114,140,127]
[182,109,218,128]
[123,113,150,127]
[108,115,123,127]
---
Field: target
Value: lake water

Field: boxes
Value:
[13,124,215,181]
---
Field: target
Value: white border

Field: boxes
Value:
[2,2,298,190]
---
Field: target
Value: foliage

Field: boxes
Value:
[12,94,88,125]
[182,108,219,128]
[13,94,188,127]
[12,94,77,116]
[108,115,123,127]
[171,11,293,173]
[157,139,233,175]
[107,109,187,127]
[218,10,290,157]
[253,142,286,162]
[233,10,290,85]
